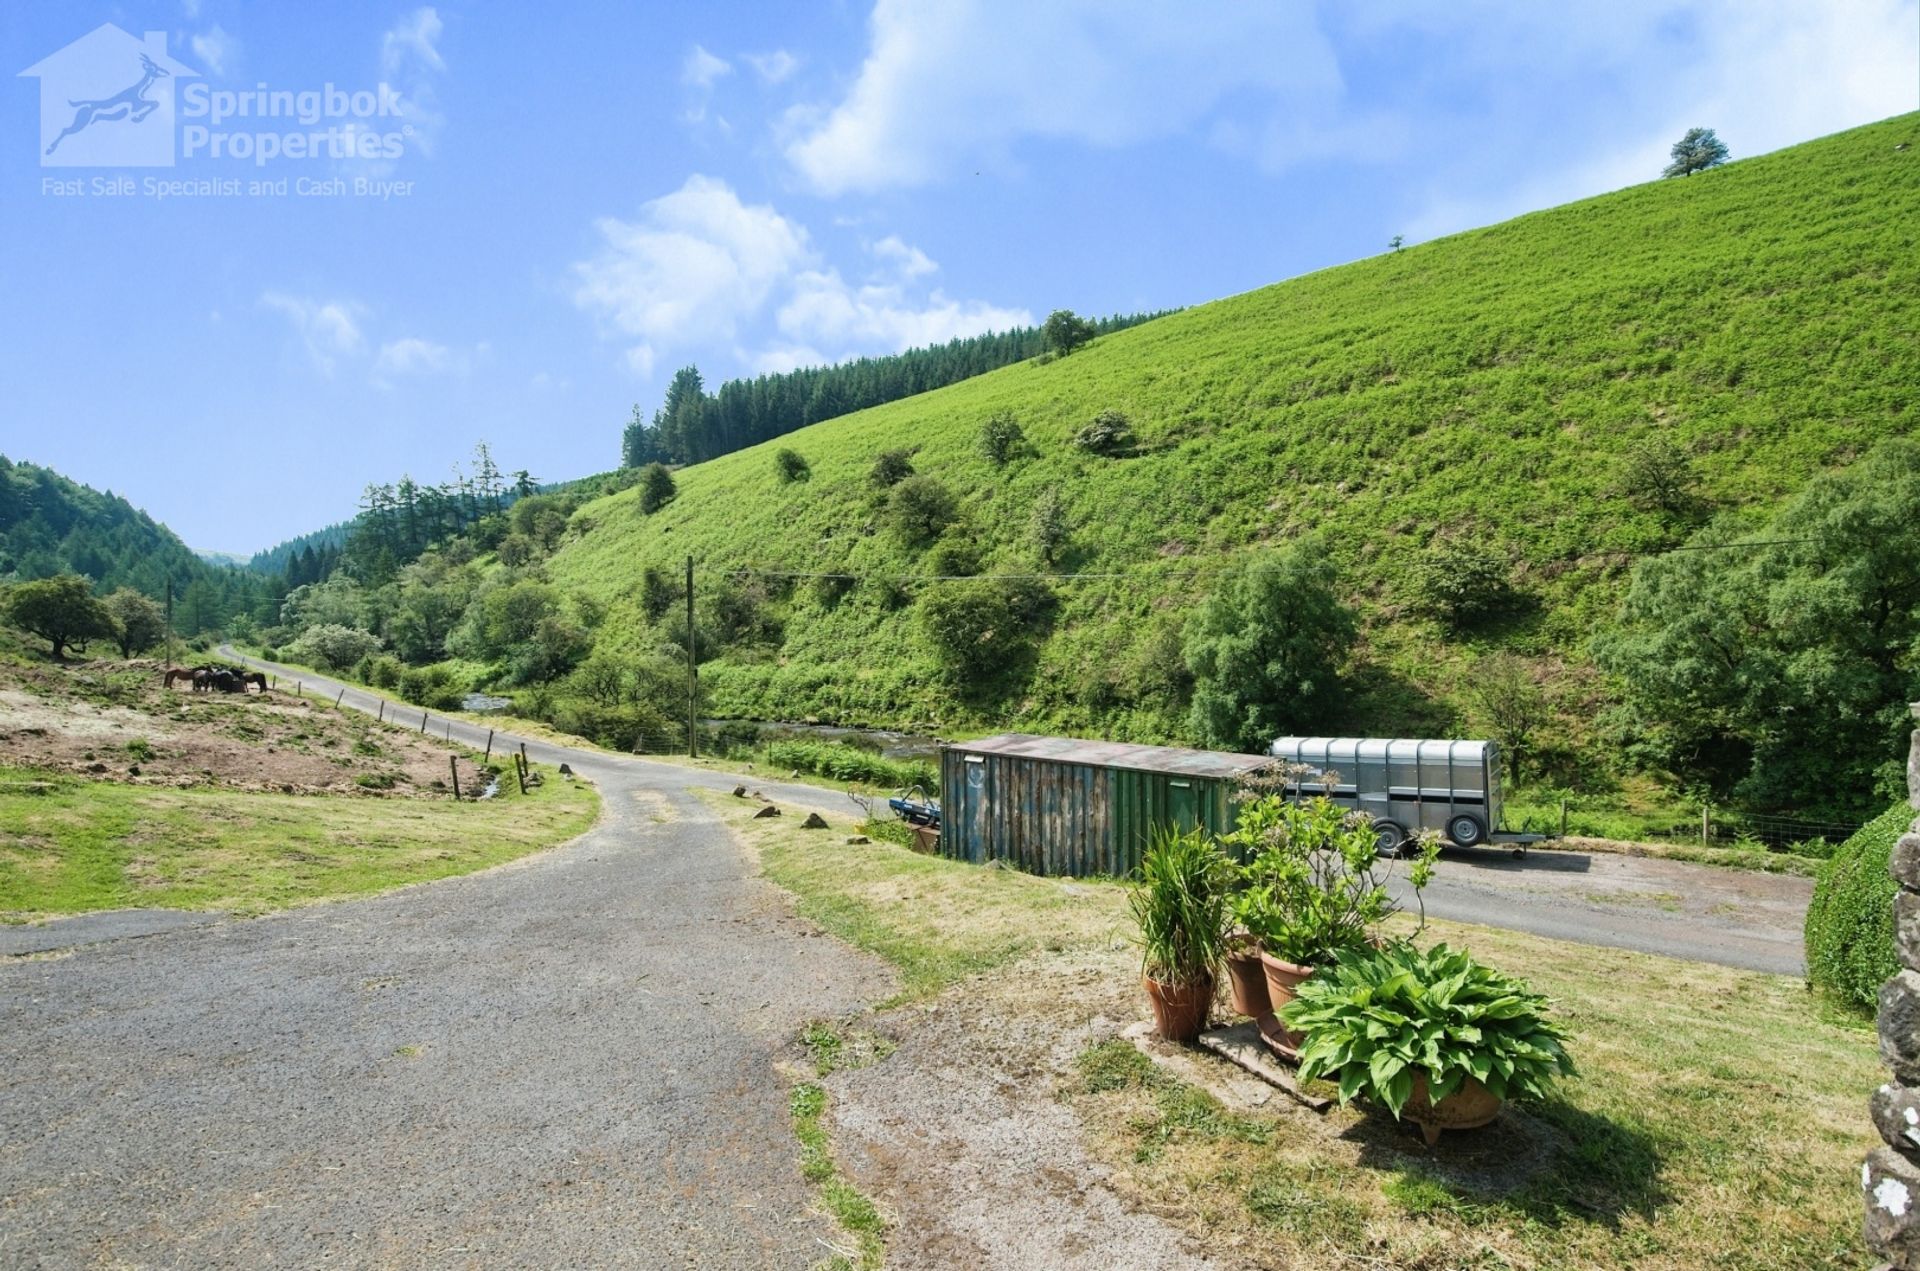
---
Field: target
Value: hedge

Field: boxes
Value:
[1805,801,1912,1011]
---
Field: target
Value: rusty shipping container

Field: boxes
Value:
[938,733,1269,877]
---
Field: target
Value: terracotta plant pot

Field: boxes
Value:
[1142,972,1215,1043]
[1404,1073,1502,1145]
[1257,952,1315,1057]
[1225,949,1272,1020]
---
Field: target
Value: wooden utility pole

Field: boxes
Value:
[685,554,697,758]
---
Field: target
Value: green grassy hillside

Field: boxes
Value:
[549,115,1918,763]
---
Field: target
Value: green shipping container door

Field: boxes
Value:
[939,733,1264,878]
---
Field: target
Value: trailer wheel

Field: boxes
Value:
[1373,820,1406,857]
[1447,813,1486,847]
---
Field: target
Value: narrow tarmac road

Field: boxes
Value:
[1,652,894,1268]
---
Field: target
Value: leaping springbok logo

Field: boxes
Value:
[45,52,168,156]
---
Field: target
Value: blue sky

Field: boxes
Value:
[2,1,1915,554]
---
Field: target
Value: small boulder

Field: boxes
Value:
[753,804,782,819]
[558,762,573,778]
[733,785,747,798]
[1873,1082,1920,1157]
[1895,830,1920,892]
[1899,891,1920,973]
[846,835,871,845]
[1864,1146,1920,1265]
[86,762,107,774]
[801,812,828,829]
[1883,971,1920,1084]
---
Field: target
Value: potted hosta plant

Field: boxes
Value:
[1129,825,1231,1043]
[1281,942,1576,1144]
[1223,790,1438,1053]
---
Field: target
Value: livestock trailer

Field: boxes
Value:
[1269,736,1537,854]
[938,733,1268,877]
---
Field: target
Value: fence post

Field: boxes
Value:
[336,688,345,707]
[1701,805,1711,845]
[484,729,494,762]
[420,713,428,734]
[445,721,451,741]
[1559,797,1568,839]
[449,755,462,800]
[295,681,301,696]
[377,700,384,723]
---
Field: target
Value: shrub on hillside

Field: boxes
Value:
[354,653,404,689]
[397,664,465,711]
[1184,545,1354,751]
[638,463,677,514]
[978,411,1028,465]
[918,576,1053,683]
[285,623,382,671]
[926,534,983,577]
[1072,409,1134,456]
[641,565,680,622]
[811,572,855,609]
[869,448,916,488]
[885,476,958,548]
[1405,539,1516,629]
[1805,801,1910,1012]
[1029,489,1069,566]
[774,448,811,484]
[1616,436,1705,521]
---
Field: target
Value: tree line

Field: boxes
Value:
[620,308,1175,469]
[0,455,279,637]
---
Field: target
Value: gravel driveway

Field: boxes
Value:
[0,680,894,1268]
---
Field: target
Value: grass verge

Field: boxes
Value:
[730,798,1880,1270]
[788,1080,886,1270]
[0,761,598,920]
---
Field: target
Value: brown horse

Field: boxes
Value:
[163,666,210,689]
[240,672,268,693]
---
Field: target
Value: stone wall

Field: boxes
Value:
[1864,707,1920,1266]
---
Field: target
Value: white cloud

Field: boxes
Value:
[373,336,455,378]
[870,234,937,279]
[784,0,1342,194]
[571,176,812,375]
[777,271,1030,352]
[382,7,445,76]
[190,25,237,75]
[749,343,827,375]
[568,175,1028,376]
[682,44,732,89]
[745,49,800,85]
[379,7,448,158]
[261,293,366,374]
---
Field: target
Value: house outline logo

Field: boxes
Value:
[19,25,199,168]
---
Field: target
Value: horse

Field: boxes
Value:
[162,667,194,689]
[204,669,245,694]
[239,672,268,693]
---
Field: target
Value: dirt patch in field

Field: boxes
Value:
[0,659,488,798]
[816,949,1230,1270]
